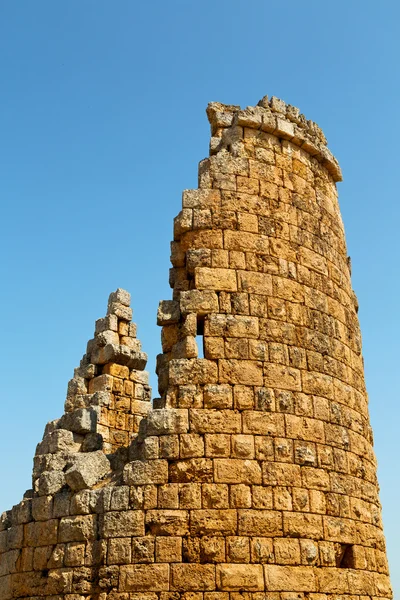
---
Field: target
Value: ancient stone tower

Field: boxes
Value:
[0,96,392,599]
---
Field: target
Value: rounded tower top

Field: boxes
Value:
[207,95,342,182]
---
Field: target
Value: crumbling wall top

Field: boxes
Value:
[207,95,342,182]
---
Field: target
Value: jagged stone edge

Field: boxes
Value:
[207,95,342,182]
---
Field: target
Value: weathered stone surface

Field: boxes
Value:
[145,409,189,435]
[102,510,144,537]
[37,470,66,496]
[123,460,169,485]
[119,564,170,591]
[59,407,98,434]
[216,564,264,590]
[59,515,97,542]
[64,450,110,490]
[157,300,180,325]
[0,99,391,600]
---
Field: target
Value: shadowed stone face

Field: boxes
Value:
[0,95,393,599]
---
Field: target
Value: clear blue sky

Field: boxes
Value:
[0,0,398,591]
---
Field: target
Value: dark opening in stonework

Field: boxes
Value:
[336,544,355,568]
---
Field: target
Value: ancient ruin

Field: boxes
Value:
[0,95,393,599]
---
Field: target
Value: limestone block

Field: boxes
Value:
[59,407,98,434]
[182,188,221,209]
[180,229,223,252]
[169,359,218,385]
[204,384,232,409]
[323,515,356,544]
[11,500,32,526]
[237,271,273,295]
[231,435,255,459]
[180,289,219,315]
[219,359,263,385]
[314,567,349,593]
[195,267,237,292]
[145,510,189,536]
[66,376,88,401]
[301,371,334,399]
[250,537,274,564]
[123,460,169,485]
[205,434,230,458]
[156,537,182,563]
[171,564,215,591]
[300,539,319,566]
[132,536,154,563]
[202,484,229,508]
[374,572,393,597]
[171,336,198,359]
[283,513,323,539]
[238,510,282,536]
[37,471,66,496]
[102,510,144,538]
[190,409,241,433]
[263,463,301,487]
[119,564,170,592]
[157,300,180,326]
[0,575,11,600]
[0,550,18,577]
[205,314,259,338]
[178,483,201,509]
[65,451,110,491]
[108,537,132,565]
[169,458,213,483]
[107,300,132,321]
[252,487,273,509]
[216,564,264,591]
[108,288,131,307]
[285,415,325,443]
[264,565,316,591]
[224,230,269,254]
[190,510,237,536]
[93,343,147,369]
[96,330,120,347]
[103,363,129,378]
[301,466,330,491]
[95,314,118,334]
[145,409,189,435]
[6,525,23,550]
[157,300,180,325]
[174,209,193,239]
[273,538,300,565]
[275,118,295,140]
[59,514,97,542]
[48,429,81,453]
[264,363,301,391]
[180,434,205,458]
[214,459,261,484]
[242,411,285,436]
[10,569,72,597]
[25,519,58,546]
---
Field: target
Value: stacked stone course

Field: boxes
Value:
[0,95,392,599]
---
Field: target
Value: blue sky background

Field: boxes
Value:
[0,0,398,591]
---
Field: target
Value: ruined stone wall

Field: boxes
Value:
[0,96,393,599]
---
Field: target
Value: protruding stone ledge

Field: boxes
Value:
[206,96,342,182]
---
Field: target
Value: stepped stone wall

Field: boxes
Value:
[0,95,392,599]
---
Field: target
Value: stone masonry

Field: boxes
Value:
[0,96,393,599]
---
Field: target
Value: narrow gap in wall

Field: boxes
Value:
[339,544,355,568]
[335,543,354,568]
[196,316,205,359]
